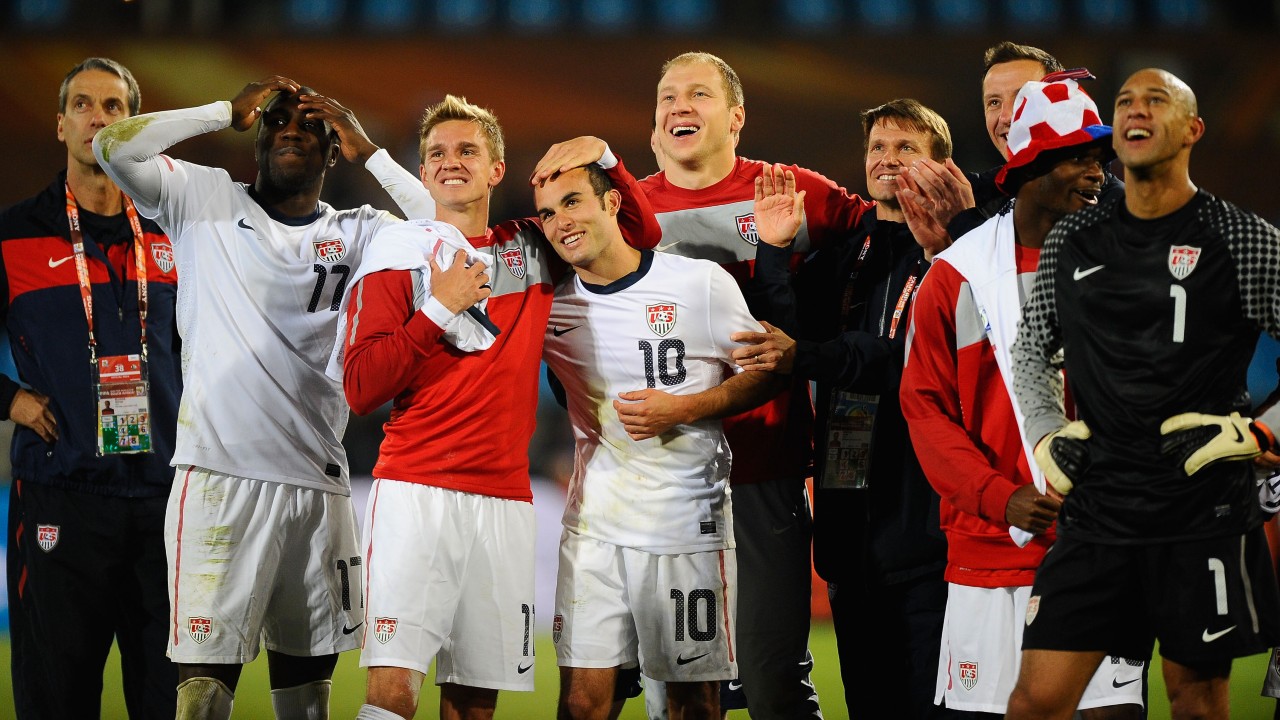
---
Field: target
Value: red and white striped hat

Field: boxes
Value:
[996,68,1113,193]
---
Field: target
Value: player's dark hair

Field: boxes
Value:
[860,99,953,161]
[59,57,141,116]
[982,42,1064,78]
[661,52,745,107]
[583,163,614,204]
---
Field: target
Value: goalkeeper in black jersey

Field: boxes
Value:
[1006,68,1280,719]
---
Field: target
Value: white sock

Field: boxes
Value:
[175,677,235,720]
[271,679,332,720]
[355,703,408,720]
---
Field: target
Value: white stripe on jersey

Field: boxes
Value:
[543,251,761,553]
[157,159,397,492]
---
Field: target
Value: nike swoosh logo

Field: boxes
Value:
[237,218,254,231]
[48,255,75,268]
[1202,626,1236,642]
[517,662,534,674]
[1231,426,1245,443]
[656,240,682,252]
[727,680,743,691]
[1073,265,1105,281]
[341,622,364,635]
[552,325,581,337]
[1112,677,1140,689]
[675,652,708,665]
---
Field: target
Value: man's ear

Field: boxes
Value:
[605,188,622,216]
[489,160,507,189]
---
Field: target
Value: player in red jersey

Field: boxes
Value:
[344,95,659,720]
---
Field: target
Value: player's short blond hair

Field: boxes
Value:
[661,52,744,108]
[861,99,953,162]
[418,94,505,164]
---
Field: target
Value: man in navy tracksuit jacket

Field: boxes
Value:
[0,57,181,719]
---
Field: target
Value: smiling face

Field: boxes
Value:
[1020,145,1109,219]
[982,59,1047,159]
[654,59,744,172]
[254,91,338,196]
[864,119,936,209]
[57,68,132,171]
[534,167,623,280]
[1112,68,1203,175]
[419,119,506,211]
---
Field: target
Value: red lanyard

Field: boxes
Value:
[886,263,920,340]
[64,183,150,363]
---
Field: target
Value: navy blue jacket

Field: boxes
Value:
[755,212,947,585]
[0,174,181,497]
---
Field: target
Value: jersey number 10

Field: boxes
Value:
[639,339,687,388]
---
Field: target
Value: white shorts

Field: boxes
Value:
[553,529,737,683]
[935,584,1144,713]
[360,480,536,692]
[166,466,362,663]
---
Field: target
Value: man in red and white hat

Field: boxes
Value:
[900,73,1144,717]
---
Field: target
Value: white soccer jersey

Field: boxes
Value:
[96,102,412,492]
[543,250,761,553]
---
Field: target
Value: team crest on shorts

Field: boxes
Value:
[1025,594,1040,625]
[958,660,979,691]
[1167,245,1201,280]
[188,616,212,644]
[552,614,564,644]
[646,303,677,337]
[374,617,398,644]
[499,246,527,279]
[313,238,347,263]
[150,242,175,274]
[36,524,59,552]
[735,212,759,245]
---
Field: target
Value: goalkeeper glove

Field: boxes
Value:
[1160,412,1276,476]
[1033,421,1092,495]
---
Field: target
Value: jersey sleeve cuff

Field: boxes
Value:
[596,144,618,170]
[418,295,460,331]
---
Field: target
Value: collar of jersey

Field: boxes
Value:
[579,249,654,295]
[247,185,322,226]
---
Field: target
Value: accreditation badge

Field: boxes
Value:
[820,391,878,489]
[94,353,152,455]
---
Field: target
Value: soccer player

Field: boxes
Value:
[341,95,660,720]
[1006,68,1280,720]
[537,162,780,720]
[533,50,875,719]
[1,56,180,720]
[93,76,432,719]
[899,73,1143,717]
[732,100,960,718]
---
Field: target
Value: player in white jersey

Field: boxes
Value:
[94,77,439,719]
[537,163,782,720]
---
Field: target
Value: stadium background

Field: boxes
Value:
[1,0,1279,716]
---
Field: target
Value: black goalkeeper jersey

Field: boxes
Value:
[1013,190,1280,543]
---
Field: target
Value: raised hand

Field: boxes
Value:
[530,137,608,186]
[230,76,300,131]
[298,92,380,164]
[753,164,806,248]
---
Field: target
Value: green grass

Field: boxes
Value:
[0,624,1276,718]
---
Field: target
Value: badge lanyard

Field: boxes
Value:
[822,234,876,491]
[65,183,154,455]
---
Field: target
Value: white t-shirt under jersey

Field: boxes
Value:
[543,250,762,553]
[95,101,422,492]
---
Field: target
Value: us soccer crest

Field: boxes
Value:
[150,242,174,273]
[36,524,59,552]
[646,303,676,337]
[1025,595,1040,625]
[188,616,212,644]
[958,660,979,691]
[552,614,564,644]
[499,246,527,279]
[374,617,398,644]
[1168,245,1201,280]
[313,238,347,263]
[735,212,759,245]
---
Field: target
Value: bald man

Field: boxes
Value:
[1006,68,1280,720]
